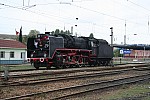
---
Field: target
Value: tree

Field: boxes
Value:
[22,35,28,45]
[16,35,28,45]
[51,31,55,35]
[15,29,40,45]
[51,29,72,35]
[28,30,40,38]
[54,29,60,34]
[89,33,94,38]
[19,26,22,42]
[60,30,64,34]
[113,49,122,57]
[67,30,72,35]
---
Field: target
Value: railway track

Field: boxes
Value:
[1,63,149,79]
[2,73,150,100]
[0,62,129,73]
[1,66,149,87]
[0,63,148,73]
[0,65,150,100]
[0,70,125,87]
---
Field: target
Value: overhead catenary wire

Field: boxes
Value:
[0,1,148,27]
[0,2,113,32]
[127,0,150,12]
[0,1,150,41]
[126,0,150,35]
[0,2,144,38]
[23,1,150,26]
[34,0,149,26]
[33,0,150,36]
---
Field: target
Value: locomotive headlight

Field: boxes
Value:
[31,54,33,57]
[44,53,47,57]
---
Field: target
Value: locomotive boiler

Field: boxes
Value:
[27,32,113,69]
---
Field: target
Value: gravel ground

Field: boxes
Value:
[1,70,117,83]
[1,66,149,83]
[0,70,148,99]
[61,80,150,100]
[1,63,147,76]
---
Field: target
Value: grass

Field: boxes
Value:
[101,83,150,100]
[0,64,35,71]
[143,96,150,100]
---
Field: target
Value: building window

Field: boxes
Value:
[0,51,5,58]
[21,52,25,59]
[10,52,14,58]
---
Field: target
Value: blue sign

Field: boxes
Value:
[120,50,131,54]
[123,50,131,54]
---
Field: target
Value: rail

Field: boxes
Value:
[3,73,150,100]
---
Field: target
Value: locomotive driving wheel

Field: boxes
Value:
[57,65,64,69]
[78,64,82,68]
[54,54,64,69]
[65,64,70,68]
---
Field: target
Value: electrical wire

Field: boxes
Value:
[127,0,150,12]
[31,0,145,26]
[0,2,112,31]
[0,1,146,26]
[0,1,149,38]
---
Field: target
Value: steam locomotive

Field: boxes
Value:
[27,32,113,69]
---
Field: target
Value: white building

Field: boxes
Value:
[0,39,26,64]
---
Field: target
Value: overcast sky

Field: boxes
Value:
[0,0,150,44]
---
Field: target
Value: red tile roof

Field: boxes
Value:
[0,39,26,49]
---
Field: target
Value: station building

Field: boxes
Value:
[124,49,150,58]
[0,39,26,65]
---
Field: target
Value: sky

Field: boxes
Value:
[0,0,150,45]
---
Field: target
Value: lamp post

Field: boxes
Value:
[110,27,113,46]
[110,27,114,67]
[124,20,126,45]
[75,17,78,36]
[144,46,145,61]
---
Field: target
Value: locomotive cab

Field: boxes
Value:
[27,34,64,69]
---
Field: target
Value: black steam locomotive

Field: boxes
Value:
[27,32,113,69]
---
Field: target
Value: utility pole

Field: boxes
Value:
[23,0,24,6]
[110,27,113,46]
[124,20,126,45]
[148,16,149,34]
[110,27,114,67]
[75,18,78,36]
